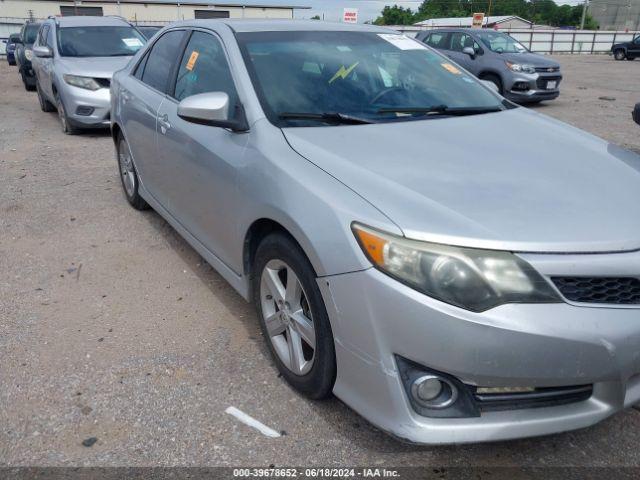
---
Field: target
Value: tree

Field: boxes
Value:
[374,5,416,26]
[310,15,321,20]
[374,1,597,29]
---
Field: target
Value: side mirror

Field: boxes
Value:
[33,45,52,58]
[462,46,476,58]
[480,79,500,93]
[177,92,248,131]
[633,103,640,126]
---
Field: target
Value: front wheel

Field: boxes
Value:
[54,92,78,135]
[614,49,626,61]
[253,233,336,399]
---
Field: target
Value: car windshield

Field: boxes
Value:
[57,26,145,57]
[24,25,40,44]
[236,31,505,127]
[476,31,527,53]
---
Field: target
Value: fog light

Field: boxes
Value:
[76,105,94,116]
[411,375,458,409]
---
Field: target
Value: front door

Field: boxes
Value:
[155,30,248,266]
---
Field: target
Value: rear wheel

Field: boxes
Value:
[36,81,55,112]
[253,233,336,399]
[55,91,78,135]
[117,134,149,210]
[614,49,626,61]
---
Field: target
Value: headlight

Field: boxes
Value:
[505,61,536,74]
[352,224,560,312]
[24,49,33,61]
[63,74,101,91]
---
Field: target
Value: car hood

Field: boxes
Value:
[283,108,640,253]
[499,51,560,68]
[57,56,133,78]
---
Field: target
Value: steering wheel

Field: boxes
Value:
[370,87,405,105]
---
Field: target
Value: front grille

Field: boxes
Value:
[474,385,592,412]
[535,66,560,73]
[536,75,561,89]
[552,277,640,304]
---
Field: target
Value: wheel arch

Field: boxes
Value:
[243,217,322,282]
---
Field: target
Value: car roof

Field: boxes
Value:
[54,15,132,28]
[169,19,394,34]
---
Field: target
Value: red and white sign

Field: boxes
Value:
[472,12,485,29]
[343,8,358,24]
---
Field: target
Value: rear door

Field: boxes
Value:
[120,29,187,207]
[154,29,248,265]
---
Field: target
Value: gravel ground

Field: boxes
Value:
[1,54,639,468]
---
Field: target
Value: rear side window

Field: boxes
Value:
[141,30,185,93]
[424,32,449,49]
[173,31,238,106]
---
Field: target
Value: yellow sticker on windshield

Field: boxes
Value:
[329,62,359,84]
[186,51,199,71]
[441,62,461,75]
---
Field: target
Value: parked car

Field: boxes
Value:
[416,28,562,103]
[634,103,640,124]
[112,20,640,445]
[5,33,20,65]
[14,21,42,91]
[32,15,146,134]
[137,25,162,40]
[611,34,640,60]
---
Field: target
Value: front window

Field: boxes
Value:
[23,24,40,44]
[236,31,505,127]
[57,26,145,57]
[476,31,527,53]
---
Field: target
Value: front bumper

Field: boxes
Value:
[504,71,562,103]
[318,250,640,444]
[60,83,111,128]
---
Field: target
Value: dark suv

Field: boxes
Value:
[611,35,640,61]
[416,28,562,103]
[15,21,42,91]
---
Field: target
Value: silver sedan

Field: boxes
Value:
[110,19,640,444]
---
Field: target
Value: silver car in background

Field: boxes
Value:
[111,20,640,444]
[417,29,562,103]
[31,15,145,134]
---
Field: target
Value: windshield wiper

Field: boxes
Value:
[278,112,374,125]
[377,105,502,117]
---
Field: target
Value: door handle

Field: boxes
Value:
[158,114,171,134]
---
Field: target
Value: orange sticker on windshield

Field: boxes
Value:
[441,62,461,74]
[186,51,199,71]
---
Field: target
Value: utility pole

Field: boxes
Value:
[580,0,589,30]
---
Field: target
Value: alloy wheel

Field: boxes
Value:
[56,96,68,133]
[118,139,136,198]
[260,259,316,376]
[614,50,625,60]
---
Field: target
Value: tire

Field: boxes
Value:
[253,232,336,399]
[626,57,635,61]
[36,81,55,112]
[480,73,503,95]
[614,49,626,61]
[116,134,149,211]
[54,91,79,135]
[21,71,35,91]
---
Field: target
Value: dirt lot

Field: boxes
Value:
[1,55,639,467]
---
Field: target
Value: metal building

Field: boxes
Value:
[588,0,640,30]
